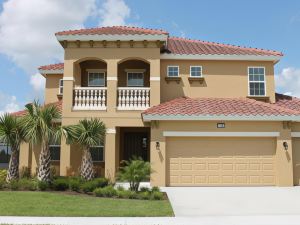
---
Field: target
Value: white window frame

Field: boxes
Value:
[59,79,63,95]
[88,71,106,87]
[126,72,145,87]
[248,66,266,96]
[167,66,179,77]
[49,144,60,162]
[190,66,203,77]
[90,144,105,162]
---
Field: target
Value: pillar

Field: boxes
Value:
[149,59,161,106]
[106,60,118,113]
[105,128,117,181]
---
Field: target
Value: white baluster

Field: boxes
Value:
[137,89,141,108]
[141,89,145,108]
[133,89,137,108]
[78,89,82,108]
[145,89,150,107]
[74,89,78,108]
[125,89,129,109]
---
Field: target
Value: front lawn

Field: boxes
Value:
[0,191,173,217]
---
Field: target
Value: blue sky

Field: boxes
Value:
[0,0,299,113]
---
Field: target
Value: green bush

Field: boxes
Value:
[0,169,7,181]
[20,167,31,179]
[94,186,117,197]
[151,191,164,200]
[116,190,131,199]
[116,185,125,191]
[140,187,150,192]
[117,157,151,192]
[9,180,20,191]
[81,178,109,193]
[69,178,81,192]
[18,178,37,191]
[151,186,160,192]
[128,191,139,199]
[38,181,49,191]
[52,178,69,191]
[138,191,151,200]
[0,180,6,189]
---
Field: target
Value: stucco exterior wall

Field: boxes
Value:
[45,74,63,104]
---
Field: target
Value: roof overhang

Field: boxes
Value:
[38,69,64,75]
[56,34,168,42]
[142,114,300,122]
[160,53,282,63]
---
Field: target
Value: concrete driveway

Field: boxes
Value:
[162,186,300,217]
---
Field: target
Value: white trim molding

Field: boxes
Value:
[39,69,64,74]
[62,77,74,81]
[142,114,300,122]
[106,128,116,134]
[56,34,168,42]
[163,131,280,137]
[125,69,146,73]
[291,132,300,137]
[150,77,160,81]
[86,69,107,73]
[160,53,282,62]
[107,77,118,81]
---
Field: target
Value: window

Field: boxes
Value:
[248,67,266,96]
[127,72,144,87]
[59,79,63,94]
[88,72,105,87]
[167,66,179,77]
[49,139,60,161]
[190,66,202,77]
[90,145,104,162]
[0,143,11,166]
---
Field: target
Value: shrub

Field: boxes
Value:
[69,178,81,192]
[128,191,139,199]
[140,187,150,192]
[9,180,19,191]
[151,191,164,200]
[117,157,151,192]
[116,190,131,199]
[0,169,7,181]
[38,181,49,191]
[94,186,117,198]
[151,186,160,193]
[52,178,69,191]
[18,178,37,191]
[116,185,125,191]
[81,177,109,193]
[138,191,151,200]
[20,167,31,179]
[0,180,5,189]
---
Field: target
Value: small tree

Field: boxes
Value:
[117,157,151,192]
[0,114,26,182]
[64,118,106,181]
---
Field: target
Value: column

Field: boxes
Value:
[149,59,161,106]
[276,123,293,186]
[62,60,75,115]
[105,128,117,181]
[19,142,32,172]
[60,137,71,176]
[106,60,118,113]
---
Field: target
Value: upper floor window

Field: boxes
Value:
[59,79,63,94]
[167,66,179,77]
[190,66,202,77]
[248,67,266,96]
[127,72,144,87]
[88,72,105,87]
[49,139,60,161]
[90,144,104,162]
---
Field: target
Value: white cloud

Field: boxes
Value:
[0,94,21,115]
[98,0,130,26]
[30,73,46,92]
[275,67,300,97]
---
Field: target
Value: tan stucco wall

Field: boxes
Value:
[160,60,275,103]
[45,74,63,104]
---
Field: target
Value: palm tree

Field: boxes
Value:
[64,118,106,181]
[0,114,26,182]
[22,101,61,182]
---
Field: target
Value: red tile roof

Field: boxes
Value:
[143,97,300,117]
[55,26,168,36]
[38,63,64,71]
[11,101,62,117]
[166,37,283,56]
[275,93,300,112]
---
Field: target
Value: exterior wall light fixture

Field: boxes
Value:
[156,142,160,150]
[283,141,288,151]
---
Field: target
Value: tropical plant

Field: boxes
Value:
[0,113,26,182]
[64,118,106,181]
[22,101,61,182]
[117,157,151,192]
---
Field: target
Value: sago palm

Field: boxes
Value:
[64,118,106,181]
[0,113,26,182]
[22,101,61,182]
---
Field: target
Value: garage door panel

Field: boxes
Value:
[167,137,276,186]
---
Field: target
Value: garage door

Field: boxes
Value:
[167,137,276,186]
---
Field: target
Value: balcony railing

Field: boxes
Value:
[117,87,150,110]
[73,87,107,110]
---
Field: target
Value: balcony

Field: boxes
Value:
[117,87,150,110]
[73,87,107,110]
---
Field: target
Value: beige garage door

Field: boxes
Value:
[167,137,276,186]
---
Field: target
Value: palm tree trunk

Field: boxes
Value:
[6,146,19,183]
[81,148,94,181]
[37,143,51,182]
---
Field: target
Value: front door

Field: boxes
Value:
[123,132,149,161]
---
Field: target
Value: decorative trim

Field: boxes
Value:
[160,53,282,62]
[150,77,160,81]
[63,77,74,81]
[163,131,280,137]
[106,128,116,134]
[39,69,64,74]
[291,132,300,137]
[87,69,107,73]
[142,114,300,122]
[107,77,118,81]
[125,69,146,73]
[56,34,168,42]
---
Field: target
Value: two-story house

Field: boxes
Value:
[15,26,300,187]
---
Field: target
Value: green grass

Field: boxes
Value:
[0,191,173,217]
